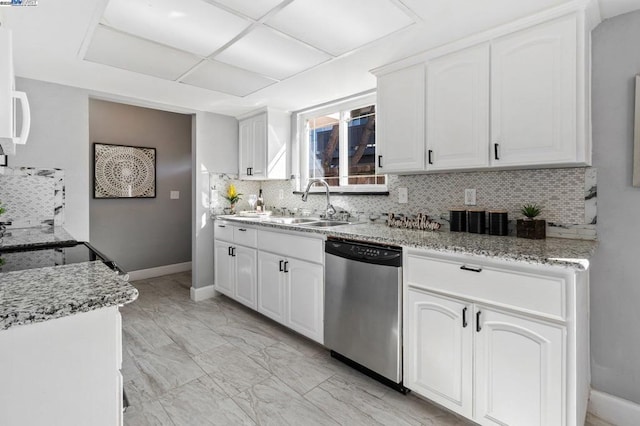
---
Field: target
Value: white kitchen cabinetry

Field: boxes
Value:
[257,229,324,343]
[238,109,290,180]
[374,8,593,173]
[491,15,579,166]
[404,249,589,426]
[376,64,425,174]
[213,222,258,309]
[0,28,30,156]
[0,307,122,426]
[426,43,489,170]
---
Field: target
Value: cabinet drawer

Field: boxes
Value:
[234,226,257,247]
[406,253,566,320]
[214,222,234,241]
[258,230,323,264]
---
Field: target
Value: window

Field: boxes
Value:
[297,93,386,192]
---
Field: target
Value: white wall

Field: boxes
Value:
[192,111,238,290]
[12,78,90,240]
[591,9,640,405]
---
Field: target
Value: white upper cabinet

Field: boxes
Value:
[376,64,425,174]
[373,7,593,174]
[426,43,490,170]
[239,109,290,180]
[491,15,578,167]
[0,28,30,156]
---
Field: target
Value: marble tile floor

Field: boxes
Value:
[122,272,611,426]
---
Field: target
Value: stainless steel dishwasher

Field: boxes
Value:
[324,237,407,393]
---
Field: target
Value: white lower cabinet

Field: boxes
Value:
[405,249,589,426]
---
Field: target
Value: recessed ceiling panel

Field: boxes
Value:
[102,0,251,56]
[214,26,331,80]
[181,60,278,97]
[211,0,285,20]
[85,25,201,80]
[267,0,414,56]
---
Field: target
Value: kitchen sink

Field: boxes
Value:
[299,220,351,228]
[267,217,320,224]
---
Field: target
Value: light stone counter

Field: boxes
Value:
[0,261,138,330]
[216,215,597,270]
[0,226,76,249]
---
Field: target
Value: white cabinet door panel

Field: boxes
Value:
[491,16,577,166]
[376,64,426,173]
[406,289,472,417]
[214,240,234,297]
[474,307,564,426]
[286,259,324,343]
[257,251,286,323]
[427,43,489,170]
[235,246,258,309]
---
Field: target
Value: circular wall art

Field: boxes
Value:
[93,143,156,198]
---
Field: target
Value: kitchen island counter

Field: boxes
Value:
[215,216,597,270]
[0,261,138,330]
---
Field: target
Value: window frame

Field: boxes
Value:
[294,91,386,193]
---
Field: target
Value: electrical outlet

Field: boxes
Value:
[170,190,180,200]
[398,187,408,204]
[278,189,284,200]
[464,189,477,205]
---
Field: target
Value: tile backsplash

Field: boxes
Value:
[0,168,65,228]
[213,167,597,240]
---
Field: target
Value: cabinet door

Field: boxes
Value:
[234,246,257,309]
[405,289,472,417]
[491,16,577,166]
[250,113,267,178]
[474,307,564,426]
[427,44,489,170]
[257,251,286,324]
[214,240,234,297]
[286,258,324,343]
[376,64,426,173]
[239,118,254,179]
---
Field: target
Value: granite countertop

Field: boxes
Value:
[0,226,76,250]
[0,261,138,330]
[216,216,597,270]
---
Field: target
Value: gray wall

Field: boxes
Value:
[591,9,640,405]
[89,99,192,272]
[12,78,90,240]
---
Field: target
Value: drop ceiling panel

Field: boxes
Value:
[102,0,251,56]
[181,60,277,97]
[85,25,201,80]
[267,0,414,56]
[214,26,331,80]
[211,0,286,20]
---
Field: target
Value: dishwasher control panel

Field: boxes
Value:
[325,239,402,267]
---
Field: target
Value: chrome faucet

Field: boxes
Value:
[301,178,336,219]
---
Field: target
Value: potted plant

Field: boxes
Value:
[516,203,546,239]
[223,184,242,214]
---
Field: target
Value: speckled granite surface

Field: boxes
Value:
[0,226,76,249]
[216,216,597,270]
[0,261,138,330]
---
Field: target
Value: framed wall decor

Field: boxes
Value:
[93,143,156,198]
[634,75,640,187]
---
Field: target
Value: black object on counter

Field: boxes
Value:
[449,209,467,232]
[489,210,509,236]
[468,209,486,234]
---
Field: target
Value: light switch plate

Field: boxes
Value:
[398,187,408,204]
[170,190,180,199]
[464,189,476,205]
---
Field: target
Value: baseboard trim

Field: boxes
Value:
[127,262,192,282]
[190,285,216,302]
[589,389,640,426]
